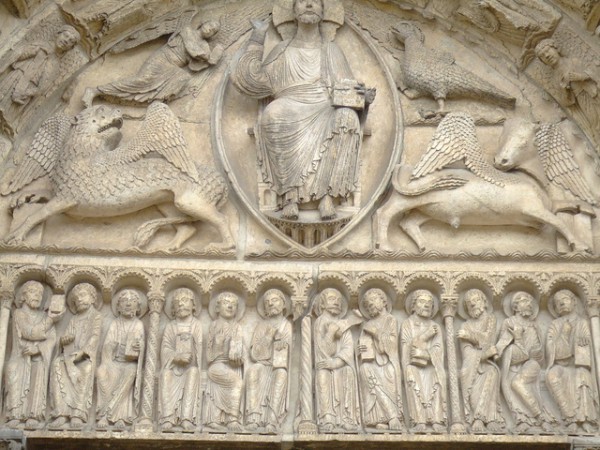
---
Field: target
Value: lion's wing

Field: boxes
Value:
[107,102,198,180]
[536,123,597,205]
[1,114,71,195]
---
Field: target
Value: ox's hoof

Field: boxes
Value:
[571,241,592,254]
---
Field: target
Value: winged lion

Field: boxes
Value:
[1,102,234,251]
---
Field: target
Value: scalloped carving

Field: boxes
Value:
[449,272,498,297]
[496,272,544,298]
[399,271,448,296]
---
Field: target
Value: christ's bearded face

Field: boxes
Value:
[294,0,323,24]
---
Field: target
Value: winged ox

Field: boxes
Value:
[374,112,595,253]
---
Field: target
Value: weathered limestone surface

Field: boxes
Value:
[0,0,600,449]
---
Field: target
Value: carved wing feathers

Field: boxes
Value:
[536,124,597,205]
[1,114,71,195]
[110,102,198,180]
[412,113,505,186]
[211,0,272,49]
[411,119,466,178]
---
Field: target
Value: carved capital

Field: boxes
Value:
[292,295,309,320]
[147,291,164,315]
[440,295,459,318]
[587,296,600,318]
[0,291,13,310]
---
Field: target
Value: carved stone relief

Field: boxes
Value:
[204,291,245,431]
[313,288,361,432]
[4,281,58,429]
[357,288,404,431]
[458,289,505,433]
[245,288,292,433]
[0,263,596,448]
[95,289,145,430]
[159,287,203,432]
[401,289,447,433]
[48,283,102,430]
[496,291,555,434]
[1,0,600,448]
[546,289,598,434]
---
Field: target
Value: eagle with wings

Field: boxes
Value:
[1,102,234,251]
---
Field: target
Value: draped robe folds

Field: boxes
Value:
[159,317,203,426]
[50,307,102,422]
[245,317,292,427]
[358,313,403,427]
[232,39,362,205]
[204,319,244,425]
[458,313,504,426]
[5,307,56,422]
[97,33,210,104]
[400,316,447,427]
[546,313,598,424]
[496,315,546,427]
[95,316,145,424]
[313,314,360,428]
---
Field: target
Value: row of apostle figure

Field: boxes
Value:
[2,281,292,433]
[3,280,598,435]
[314,287,598,434]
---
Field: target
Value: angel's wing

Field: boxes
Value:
[536,123,597,205]
[106,102,198,180]
[109,8,197,55]
[210,0,272,50]
[1,113,71,196]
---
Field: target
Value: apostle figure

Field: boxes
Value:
[48,283,102,429]
[245,288,292,433]
[232,0,374,221]
[5,281,57,429]
[457,289,505,433]
[546,289,598,434]
[400,289,447,433]
[313,288,361,432]
[96,289,145,429]
[357,288,404,431]
[204,291,245,431]
[496,291,554,433]
[159,288,203,432]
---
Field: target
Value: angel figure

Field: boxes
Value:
[0,102,234,251]
[82,19,223,107]
[0,25,80,113]
[534,39,600,147]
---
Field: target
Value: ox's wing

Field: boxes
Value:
[107,102,198,180]
[0,113,71,196]
[412,112,478,178]
[536,123,597,206]
[413,112,505,186]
